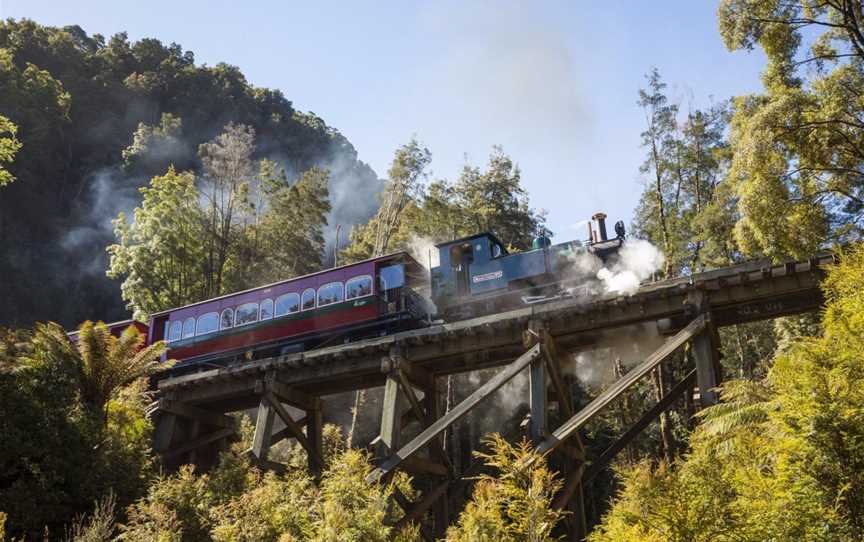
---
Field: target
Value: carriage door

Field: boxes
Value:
[450,242,475,296]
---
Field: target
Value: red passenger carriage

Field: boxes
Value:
[147,252,428,370]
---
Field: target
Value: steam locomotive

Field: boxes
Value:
[74,213,625,371]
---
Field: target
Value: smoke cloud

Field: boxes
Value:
[407,235,440,269]
[567,239,665,297]
[597,239,665,295]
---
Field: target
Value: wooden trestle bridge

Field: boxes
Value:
[151,252,835,539]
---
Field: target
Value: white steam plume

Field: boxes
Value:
[568,239,665,297]
[597,239,665,295]
[407,234,440,269]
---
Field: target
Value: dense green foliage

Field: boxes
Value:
[0,322,162,539]
[590,244,864,541]
[445,435,564,542]
[341,143,543,263]
[0,114,21,186]
[3,3,864,540]
[0,19,378,328]
[717,0,864,258]
[107,124,331,318]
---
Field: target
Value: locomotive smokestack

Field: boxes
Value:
[593,212,608,241]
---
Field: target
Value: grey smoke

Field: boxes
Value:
[564,322,668,391]
[62,167,145,276]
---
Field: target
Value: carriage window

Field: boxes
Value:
[317,282,344,307]
[379,264,405,290]
[220,308,234,330]
[196,312,219,336]
[301,288,316,310]
[168,320,182,342]
[182,317,195,339]
[235,302,259,326]
[346,275,373,300]
[260,298,274,320]
[275,293,301,316]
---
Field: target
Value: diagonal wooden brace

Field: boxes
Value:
[395,368,456,477]
[264,391,324,469]
[536,315,706,456]
[367,344,542,483]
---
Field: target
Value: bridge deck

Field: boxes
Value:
[157,253,834,409]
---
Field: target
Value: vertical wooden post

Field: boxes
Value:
[307,398,324,477]
[423,379,449,537]
[529,357,548,441]
[252,397,276,462]
[525,319,548,442]
[692,319,721,407]
[568,483,587,541]
[153,413,177,453]
[379,369,404,457]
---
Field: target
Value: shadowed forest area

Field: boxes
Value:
[2,1,864,540]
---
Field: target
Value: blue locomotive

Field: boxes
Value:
[431,213,626,318]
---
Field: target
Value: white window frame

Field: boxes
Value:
[301,288,316,311]
[345,274,373,301]
[275,292,301,317]
[234,302,260,327]
[260,298,274,321]
[196,312,219,336]
[182,317,196,339]
[168,320,183,342]
[317,281,344,307]
[220,308,234,330]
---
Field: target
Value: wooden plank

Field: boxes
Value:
[536,316,705,455]
[692,322,720,407]
[252,397,276,461]
[307,403,323,476]
[164,426,236,459]
[367,344,542,483]
[582,369,696,485]
[242,415,308,457]
[379,371,403,455]
[153,413,177,453]
[393,488,434,542]
[529,357,547,441]
[542,333,574,417]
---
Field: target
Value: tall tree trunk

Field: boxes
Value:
[651,138,673,277]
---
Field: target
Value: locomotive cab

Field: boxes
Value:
[431,233,511,316]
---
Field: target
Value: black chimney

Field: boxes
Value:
[592,212,608,241]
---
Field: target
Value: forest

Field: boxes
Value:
[2,0,864,540]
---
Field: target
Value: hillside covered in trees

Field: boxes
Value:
[2,0,864,540]
[0,18,381,329]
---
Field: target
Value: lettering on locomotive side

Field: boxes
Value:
[472,270,503,283]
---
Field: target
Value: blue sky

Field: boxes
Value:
[1,0,767,240]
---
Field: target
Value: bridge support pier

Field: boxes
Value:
[687,291,723,407]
